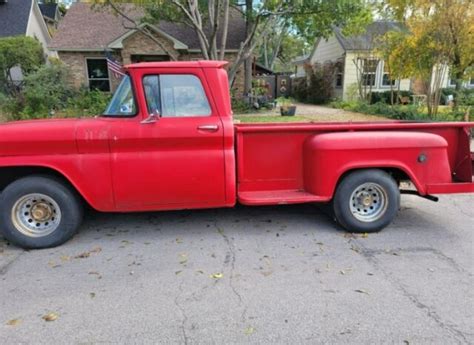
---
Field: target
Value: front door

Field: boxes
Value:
[107,70,226,210]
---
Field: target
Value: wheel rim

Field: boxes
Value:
[11,193,62,237]
[349,183,388,222]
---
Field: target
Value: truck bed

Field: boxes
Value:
[235,121,474,205]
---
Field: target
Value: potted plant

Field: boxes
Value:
[277,97,297,116]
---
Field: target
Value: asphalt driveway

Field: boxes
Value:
[1,194,473,344]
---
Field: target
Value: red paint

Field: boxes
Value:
[0,61,473,212]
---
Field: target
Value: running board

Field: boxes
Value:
[238,190,331,206]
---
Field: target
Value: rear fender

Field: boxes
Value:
[303,131,451,197]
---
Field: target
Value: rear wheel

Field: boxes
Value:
[333,169,400,233]
[0,176,83,249]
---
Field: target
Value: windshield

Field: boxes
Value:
[103,75,136,116]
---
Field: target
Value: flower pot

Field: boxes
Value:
[280,105,296,116]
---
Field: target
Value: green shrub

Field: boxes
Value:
[330,100,472,122]
[440,87,474,106]
[293,62,337,104]
[369,90,414,105]
[0,36,44,95]
[65,87,111,117]
[230,88,252,114]
[21,63,75,119]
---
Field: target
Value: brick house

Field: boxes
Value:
[49,3,247,93]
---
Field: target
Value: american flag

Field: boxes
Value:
[105,51,125,78]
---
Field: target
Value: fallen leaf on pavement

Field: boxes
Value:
[244,326,256,335]
[6,318,21,326]
[75,247,102,259]
[196,270,204,274]
[210,273,223,279]
[175,271,182,275]
[179,253,188,265]
[89,292,96,298]
[42,312,59,322]
[60,255,70,262]
[176,238,183,244]
[361,233,368,238]
[354,289,370,295]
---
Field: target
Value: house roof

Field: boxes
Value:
[333,21,405,51]
[292,54,310,64]
[49,3,246,51]
[39,3,58,21]
[0,0,32,38]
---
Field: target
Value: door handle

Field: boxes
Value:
[197,124,219,132]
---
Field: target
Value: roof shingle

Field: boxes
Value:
[39,3,58,21]
[49,3,246,51]
[333,21,405,51]
[0,0,32,38]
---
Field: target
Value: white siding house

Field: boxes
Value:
[297,22,412,101]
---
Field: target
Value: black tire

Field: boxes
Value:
[0,176,83,249]
[333,169,400,233]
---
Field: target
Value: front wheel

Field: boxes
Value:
[0,176,83,249]
[333,169,400,233]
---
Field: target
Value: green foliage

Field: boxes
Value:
[65,87,112,117]
[440,88,474,106]
[369,90,414,105]
[290,0,373,40]
[276,96,296,107]
[0,36,44,95]
[331,100,473,122]
[1,62,111,121]
[20,63,74,118]
[231,88,252,114]
[293,63,337,104]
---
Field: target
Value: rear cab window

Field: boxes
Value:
[143,74,211,117]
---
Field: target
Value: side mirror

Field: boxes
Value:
[140,109,160,124]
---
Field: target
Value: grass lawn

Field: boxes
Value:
[233,115,311,123]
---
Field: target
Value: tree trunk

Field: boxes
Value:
[243,0,254,95]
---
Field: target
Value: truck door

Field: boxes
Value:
[107,69,226,210]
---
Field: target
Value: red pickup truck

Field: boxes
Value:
[0,61,473,249]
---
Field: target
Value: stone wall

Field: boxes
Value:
[121,31,179,64]
[58,51,123,91]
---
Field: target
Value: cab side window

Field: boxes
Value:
[143,74,211,117]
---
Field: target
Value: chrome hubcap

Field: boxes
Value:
[11,194,61,237]
[349,183,388,222]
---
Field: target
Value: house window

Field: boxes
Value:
[86,58,110,92]
[468,77,474,87]
[143,74,211,117]
[335,63,343,88]
[381,62,396,87]
[449,76,456,87]
[361,59,378,86]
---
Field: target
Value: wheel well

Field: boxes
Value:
[0,166,86,202]
[336,167,415,190]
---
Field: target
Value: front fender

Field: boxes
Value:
[303,131,451,197]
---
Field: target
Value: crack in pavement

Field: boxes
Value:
[214,223,243,305]
[450,198,474,219]
[174,280,190,345]
[360,246,471,276]
[350,239,471,344]
[0,250,25,276]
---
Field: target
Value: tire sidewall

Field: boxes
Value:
[334,170,400,233]
[0,176,82,249]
